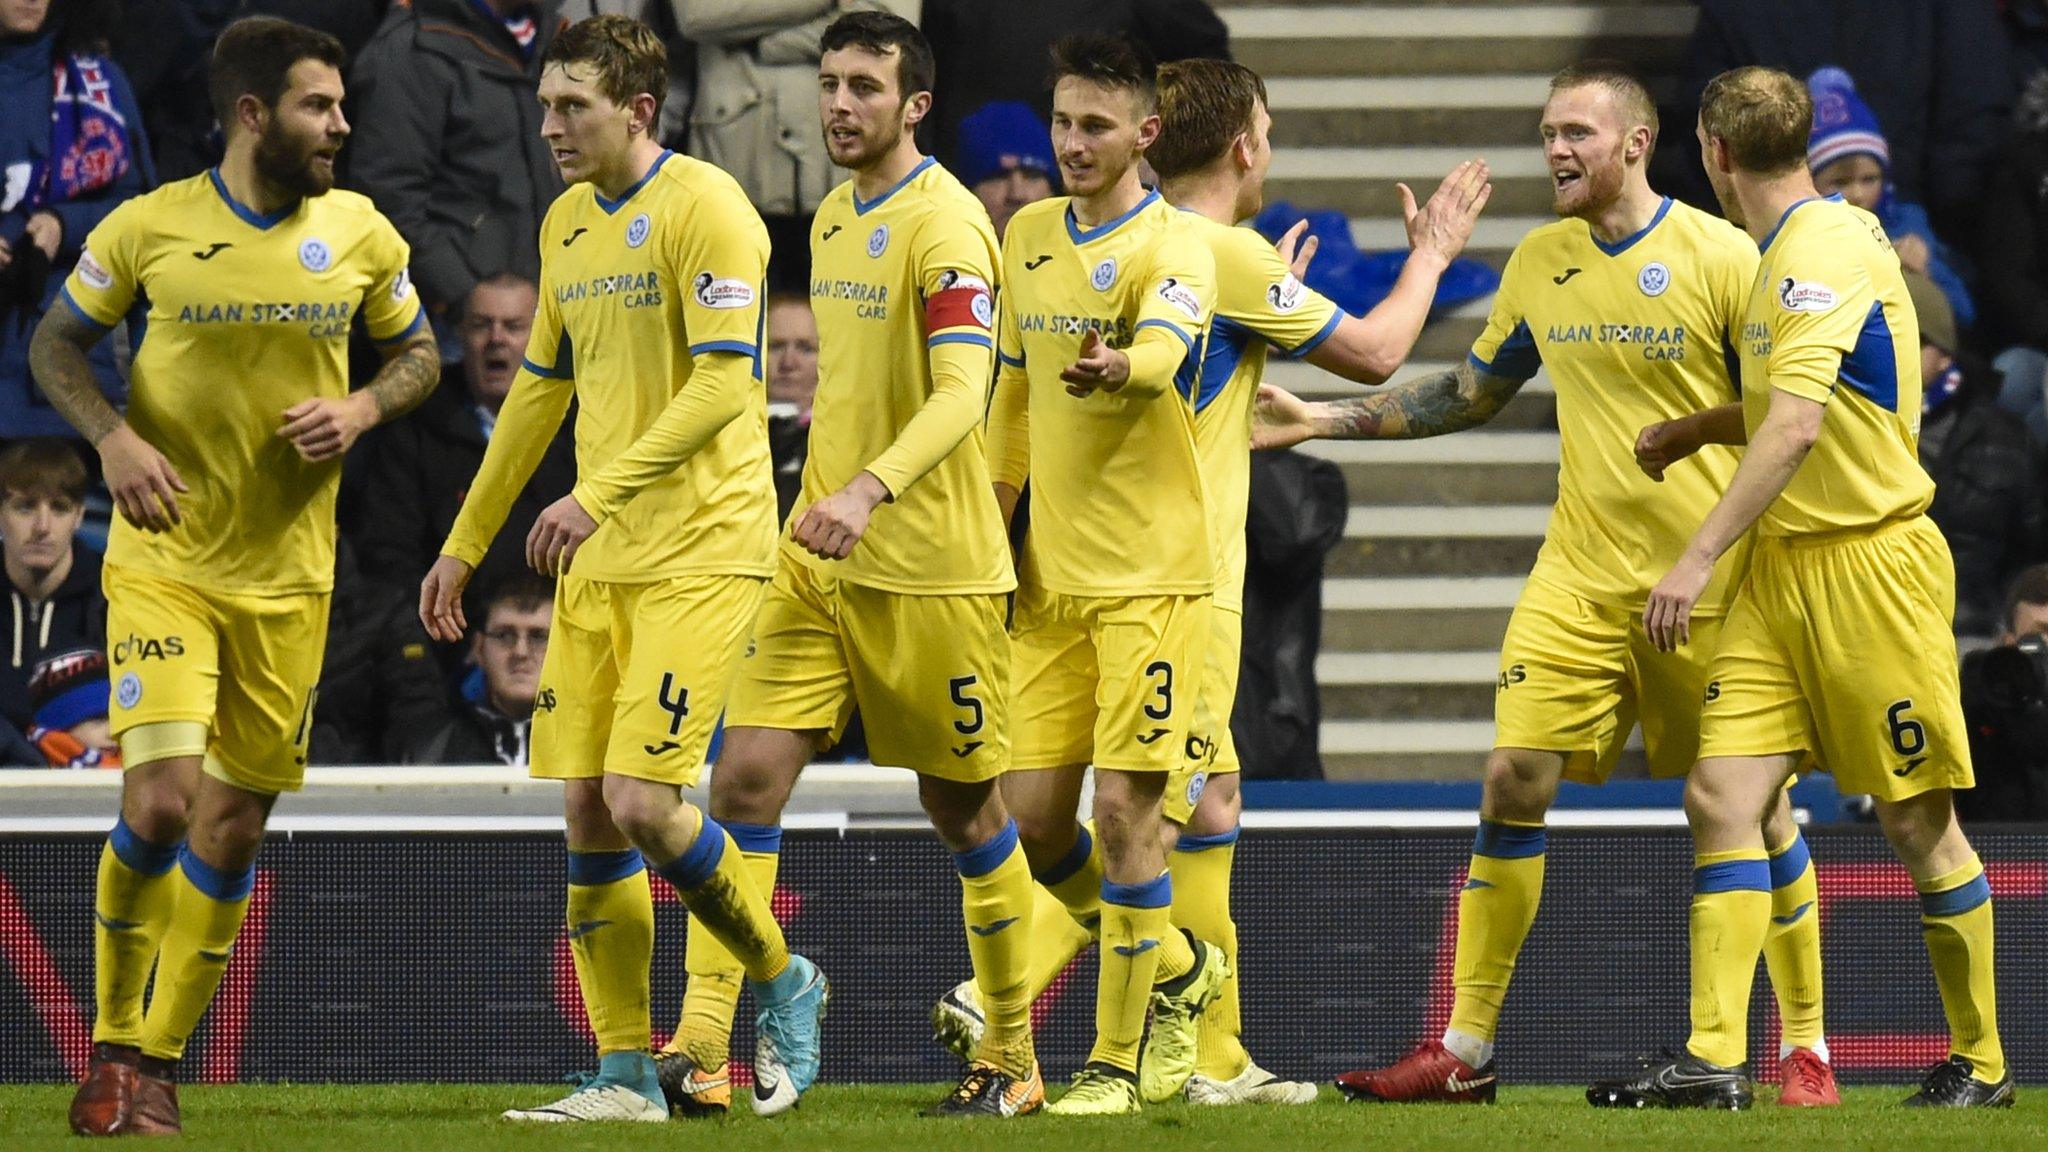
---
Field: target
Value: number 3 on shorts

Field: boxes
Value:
[1144,661,1173,721]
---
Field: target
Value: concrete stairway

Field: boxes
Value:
[1219,1,1699,779]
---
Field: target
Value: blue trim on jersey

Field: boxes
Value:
[208,168,297,230]
[1590,196,1672,257]
[594,150,674,215]
[996,349,1025,368]
[1136,317,1194,350]
[179,845,257,902]
[566,847,646,886]
[1175,828,1241,853]
[1837,300,1900,410]
[1921,872,1992,918]
[691,339,759,358]
[928,331,994,349]
[109,817,180,877]
[1178,315,1252,412]
[1469,320,1539,382]
[521,356,570,379]
[1066,189,1161,246]
[1282,307,1343,360]
[1722,332,1743,396]
[1472,820,1546,859]
[1758,197,1821,255]
[1102,874,1173,909]
[1694,858,1771,894]
[953,819,1021,879]
[1768,834,1812,889]
[853,155,936,216]
[57,286,113,334]
[752,285,766,381]
[1034,824,1094,886]
[370,308,428,346]
[725,821,784,854]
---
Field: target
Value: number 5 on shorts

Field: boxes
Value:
[949,675,985,736]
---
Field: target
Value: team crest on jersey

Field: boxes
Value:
[1777,277,1839,313]
[626,213,652,248]
[1267,274,1306,312]
[115,673,141,710]
[867,224,890,258]
[692,271,755,309]
[298,238,331,273]
[1091,257,1118,292]
[1185,770,1208,808]
[77,249,111,290]
[1157,276,1202,321]
[1637,261,1670,297]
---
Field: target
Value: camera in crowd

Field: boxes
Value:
[1957,567,2048,821]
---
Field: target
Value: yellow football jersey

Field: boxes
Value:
[444,151,777,582]
[989,192,1216,597]
[1470,198,1756,613]
[1739,196,1929,536]
[794,157,1011,594]
[60,170,422,594]
[1176,212,1343,612]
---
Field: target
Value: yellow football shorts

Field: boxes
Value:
[1493,576,1723,783]
[1010,586,1209,775]
[724,554,1010,781]
[1699,515,1972,801]
[530,573,765,787]
[104,563,329,795]
[1164,604,1242,823]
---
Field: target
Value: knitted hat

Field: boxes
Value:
[1903,268,1956,354]
[955,101,1058,190]
[28,648,109,734]
[1807,67,1889,173]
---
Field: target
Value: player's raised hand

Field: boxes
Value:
[1404,158,1492,266]
[279,393,379,463]
[419,554,474,643]
[97,423,187,533]
[1275,218,1320,281]
[792,471,891,560]
[527,494,598,577]
[1061,329,1130,397]
[1644,552,1712,653]
[1251,383,1323,451]
[1634,417,1702,483]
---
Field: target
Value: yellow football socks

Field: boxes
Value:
[1447,820,1546,1048]
[1916,855,2005,1083]
[1093,875,1172,1075]
[1171,828,1249,1081]
[1685,847,1772,1068]
[670,822,780,1070]
[651,813,789,985]
[955,820,1038,1078]
[565,848,656,1055]
[92,819,180,1048]
[1762,831,1826,1053]
[138,849,253,1061]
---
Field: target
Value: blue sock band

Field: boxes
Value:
[178,845,255,902]
[1768,834,1813,889]
[658,817,728,892]
[566,847,645,886]
[1174,827,1240,853]
[1921,871,1993,918]
[1694,858,1772,894]
[953,819,1020,879]
[1101,873,1172,909]
[726,821,783,854]
[109,817,179,877]
[1473,820,1546,859]
[1034,824,1094,886]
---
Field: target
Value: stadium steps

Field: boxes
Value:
[1215,0,1696,780]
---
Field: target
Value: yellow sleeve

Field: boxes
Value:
[1123,224,1215,398]
[1718,234,1760,392]
[361,213,426,347]
[1467,245,1539,380]
[441,365,574,567]
[58,197,145,330]
[863,214,1000,498]
[1764,242,1873,404]
[1231,235,1343,358]
[569,350,755,520]
[984,281,1030,489]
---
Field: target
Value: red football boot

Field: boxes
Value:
[1777,1048,1841,1107]
[68,1043,140,1136]
[1334,1039,1498,1104]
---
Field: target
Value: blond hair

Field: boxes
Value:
[1700,66,1812,176]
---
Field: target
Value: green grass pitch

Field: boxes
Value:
[3,1084,2045,1150]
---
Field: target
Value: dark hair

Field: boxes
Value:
[541,13,669,119]
[2006,564,2048,634]
[481,572,555,625]
[1551,58,1659,156]
[820,10,935,99]
[48,0,122,57]
[209,16,347,128]
[1700,66,1813,177]
[1047,33,1157,112]
[1150,58,1267,180]
[0,439,89,504]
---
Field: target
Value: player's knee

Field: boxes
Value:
[917,776,1003,852]
[599,774,676,844]
[1188,773,1241,835]
[708,762,794,826]
[1682,765,1755,836]
[1011,807,1077,869]
[122,785,193,845]
[1480,750,1557,822]
[1873,790,1959,864]
[562,779,627,849]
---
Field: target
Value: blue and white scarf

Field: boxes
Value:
[18,53,134,213]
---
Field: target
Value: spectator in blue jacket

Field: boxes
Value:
[1806,66,1976,330]
[1,0,151,443]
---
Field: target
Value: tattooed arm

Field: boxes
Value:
[29,305,190,532]
[278,326,441,463]
[1250,360,1527,450]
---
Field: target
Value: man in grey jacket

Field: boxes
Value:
[347,0,567,352]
